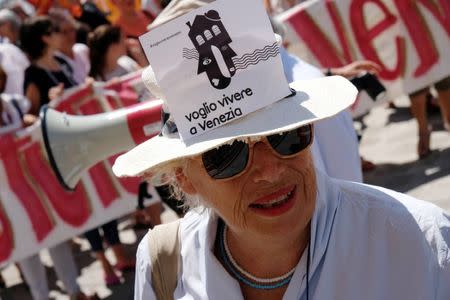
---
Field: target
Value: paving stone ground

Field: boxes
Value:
[1,95,449,299]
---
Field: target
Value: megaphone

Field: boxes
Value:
[40,100,163,191]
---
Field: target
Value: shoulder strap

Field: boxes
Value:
[10,98,24,120]
[148,219,181,300]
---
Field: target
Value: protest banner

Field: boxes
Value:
[0,71,162,266]
[278,0,449,116]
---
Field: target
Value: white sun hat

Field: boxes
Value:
[112,0,357,179]
[112,68,357,178]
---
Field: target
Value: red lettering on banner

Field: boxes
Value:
[23,143,91,227]
[326,1,354,64]
[78,100,120,208]
[350,0,406,80]
[416,0,450,36]
[394,0,449,77]
[287,5,353,67]
[0,202,13,262]
[0,135,54,241]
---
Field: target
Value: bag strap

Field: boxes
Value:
[10,98,24,120]
[148,219,181,300]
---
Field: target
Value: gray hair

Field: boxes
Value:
[0,9,20,32]
[143,157,205,211]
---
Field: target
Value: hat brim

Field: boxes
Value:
[112,75,357,178]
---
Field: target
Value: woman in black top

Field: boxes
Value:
[20,16,78,115]
[17,16,91,300]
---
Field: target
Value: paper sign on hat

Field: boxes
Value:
[139,0,291,143]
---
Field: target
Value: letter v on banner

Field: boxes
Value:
[285,1,354,67]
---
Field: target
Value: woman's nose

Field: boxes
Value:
[250,141,286,183]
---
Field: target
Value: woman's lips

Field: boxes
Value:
[249,185,296,217]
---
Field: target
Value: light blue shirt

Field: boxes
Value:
[135,170,450,299]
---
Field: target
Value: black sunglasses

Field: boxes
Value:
[202,124,313,179]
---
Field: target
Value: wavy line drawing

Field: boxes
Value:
[233,50,279,64]
[233,42,278,63]
[233,45,279,70]
[182,47,199,60]
[181,43,279,69]
[183,55,199,60]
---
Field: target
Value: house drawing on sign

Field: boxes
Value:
[186,10,237,89]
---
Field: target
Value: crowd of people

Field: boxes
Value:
[0,1,165,299]
[0,0,449,299]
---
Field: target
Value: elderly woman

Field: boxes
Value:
[112,3,449,300]
[115,69,450,299]
[112,72,450,300]
[113,7,449,300]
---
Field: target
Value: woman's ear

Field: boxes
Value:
[175,168,197,195]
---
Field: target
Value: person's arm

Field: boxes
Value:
[48,83,64,102]
[22,114,38,127]
[322,60,381,78]
[24,83,41,116]
[264,0,274,14]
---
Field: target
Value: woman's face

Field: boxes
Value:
[106,33,127,61]
[43,26,63,52]
[59,21,77,47]
[180,138,317,239]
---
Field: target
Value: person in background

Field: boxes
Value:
[0,8,21,43]
[409,78,450,159]
[76,0,110,32]
[88,24,145,81]
[18,16,90,300]
[270,15,381,178]
[4,0,36,21]
[0,65,36,135]
[20,16,78,115]
[0,9,30,95]
[49,8,90,84]
[85,23,144,286]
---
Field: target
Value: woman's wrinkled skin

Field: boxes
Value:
[177,136,316,299]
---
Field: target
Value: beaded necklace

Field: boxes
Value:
[218,220,310,297]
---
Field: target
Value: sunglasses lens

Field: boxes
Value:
[267,125,312,156]
[202,140,249,179]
